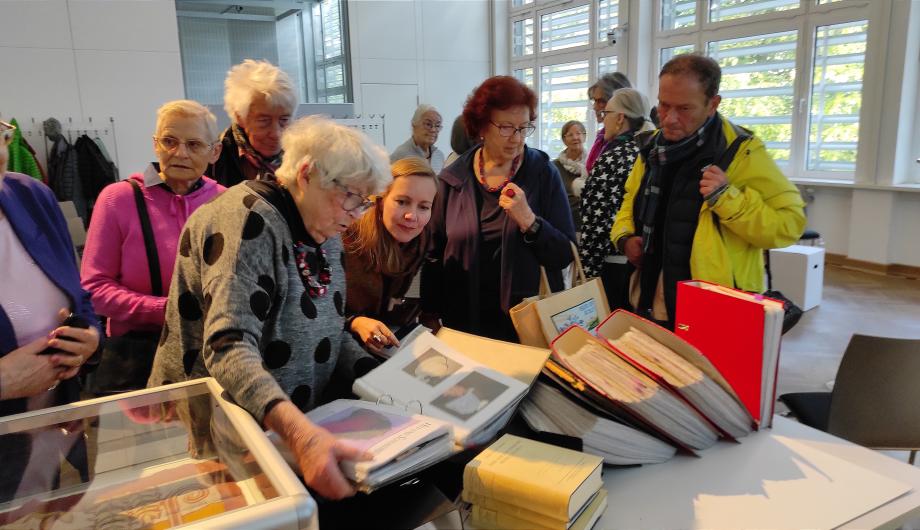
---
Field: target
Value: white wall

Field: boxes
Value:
[804,187,920,267]
[0,0,184,179]
[348,0,492,155]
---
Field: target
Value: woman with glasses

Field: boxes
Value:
[343,157,438,355]
[149,115,390,501]
[579,88,654,309]
[554,120,588,233]
[81,100,225,392]
[209,59,297,187]
[421,76,576,341]
[1,119,101,500]
[390,104,445,172]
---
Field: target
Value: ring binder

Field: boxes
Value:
[376,394,395,407]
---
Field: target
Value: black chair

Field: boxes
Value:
[780,334,920,464]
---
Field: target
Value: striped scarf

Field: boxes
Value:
[637,115,717,253]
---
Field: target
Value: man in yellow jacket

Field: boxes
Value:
[611,54,805,328]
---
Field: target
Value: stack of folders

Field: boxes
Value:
[463,434,607,530]
[551,325,721,452]
[520,380,677,464]
[596,311,753,439]
[674,280,785,428]
[303,400,454,493]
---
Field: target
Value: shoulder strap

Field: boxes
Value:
[710,127,751,290]
[128,180,163,296]
[714,127,751,172]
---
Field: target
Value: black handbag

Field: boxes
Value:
[764,251,803,335]
[85,180,163,395]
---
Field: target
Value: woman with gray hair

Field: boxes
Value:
[579,88,653,308]
[81,100,225,393]
[209,59,298,187]
[554,120,588,232]
[149,115,391,500]
[390,104,445,172]
[586,71,631,172]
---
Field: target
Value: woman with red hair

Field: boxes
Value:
[420,76,576,341]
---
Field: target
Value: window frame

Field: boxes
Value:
[651,0,876,182]
[510,0,631,153]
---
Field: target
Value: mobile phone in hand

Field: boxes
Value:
[38,313,90,355]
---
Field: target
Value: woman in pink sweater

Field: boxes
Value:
[81,100,225,378]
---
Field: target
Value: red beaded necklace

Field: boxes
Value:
[477,148,521,193]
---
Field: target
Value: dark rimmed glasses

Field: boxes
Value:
[153,136,214,156]
[489,121,536,138]
[332,179,374,213]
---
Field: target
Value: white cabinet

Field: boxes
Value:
[768,245,825,311]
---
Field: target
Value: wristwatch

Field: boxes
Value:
[523,218,542,242]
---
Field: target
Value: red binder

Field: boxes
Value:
[674,280,783,428]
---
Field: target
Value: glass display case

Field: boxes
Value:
[0,378,316,529]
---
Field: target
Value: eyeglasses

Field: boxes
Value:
[489,122,536,138]
[563,130,586,139]
[332,179,374,213]
[421,120,443,132]
[591,98,609,107]
[599,110,618,119]
[153,136,214,155]
[1,121,16,147]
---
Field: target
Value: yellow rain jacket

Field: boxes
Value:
[611,117,806,293]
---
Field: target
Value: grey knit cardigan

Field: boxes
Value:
[148,182,374,423]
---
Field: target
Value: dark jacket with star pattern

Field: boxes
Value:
[578,135,639,278]
[148,182,374,423]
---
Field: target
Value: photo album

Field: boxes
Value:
[352,330,530,448]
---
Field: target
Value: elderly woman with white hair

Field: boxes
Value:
[148,115,391,500]
[209,59,298,186]
[579,87,654,308]
[82,99,225,393]
[390,104,445,172]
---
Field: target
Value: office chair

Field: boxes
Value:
[780,334,920,465]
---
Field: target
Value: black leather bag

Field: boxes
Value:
[85,180,163,395]
[764,251,804,335]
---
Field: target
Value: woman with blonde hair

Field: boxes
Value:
[344,156,438,354]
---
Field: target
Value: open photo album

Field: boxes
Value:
[304,399,454,493]
[353,331,530,448]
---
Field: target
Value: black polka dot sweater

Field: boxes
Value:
[148,183,374,423]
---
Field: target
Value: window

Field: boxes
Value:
[513,67,535,88]
[540,5,591,53]
[541,61,591,156]
[654,0,873,181]
[513,18,535,57]
[708,30,797,165]
[709,0,799,24]
[807,20,867,172]
[598,56,618,76]
[175,0,351,105]
[313,0,350,103]
[510,0,629,154]
[660,0,696,30]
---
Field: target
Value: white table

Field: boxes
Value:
[598,416,920,529]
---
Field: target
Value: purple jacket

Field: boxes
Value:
[421,145,576,318]
[0,172,102,415]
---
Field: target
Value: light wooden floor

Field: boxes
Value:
[777,264,920,397]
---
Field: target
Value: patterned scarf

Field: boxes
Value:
[637,114,717,253]
[231,124,281,181]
